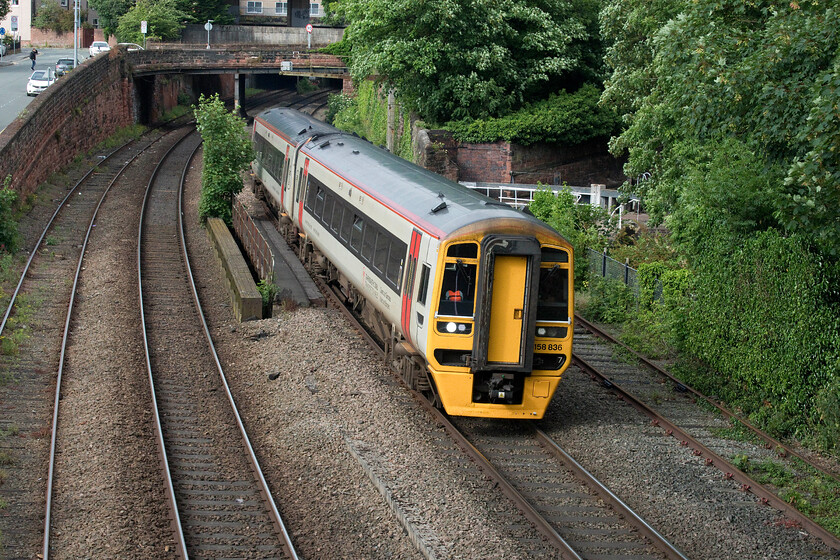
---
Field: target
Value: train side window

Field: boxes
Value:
[340,208,353,242]
[437,261,476,317]
[373,232,389,273]
[314,187,326,218]
[330,198,343,232]
[386,251,403,287]
[417,265,431,305]
[322,193,334,226]
[361,223,376,263]
[350,215,363,251]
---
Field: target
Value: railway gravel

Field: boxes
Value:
[2,123,838,559]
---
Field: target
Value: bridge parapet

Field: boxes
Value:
[130,47,348,79]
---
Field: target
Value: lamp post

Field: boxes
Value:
[205,20,213,49]
[73,0,79,68]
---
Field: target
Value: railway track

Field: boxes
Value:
[138,127,297,557]
[570,315,840,551]
[0,117,190,559]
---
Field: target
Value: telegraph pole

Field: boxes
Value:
[73,0,79,68]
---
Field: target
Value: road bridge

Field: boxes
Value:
[0,44,350,195]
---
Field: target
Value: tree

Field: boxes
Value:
[87,0,133,38]
[116,0,188,43]
[176,0,234,25]
[601,0,840,254]
[0,0,10,23]
[332,0,597,123]
[32,0,76,34]
[193,94,254,224]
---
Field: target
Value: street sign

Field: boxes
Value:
[0,28,5,36]
[306,24,313,33]
[141,20,147,33]
[204,21,213,31]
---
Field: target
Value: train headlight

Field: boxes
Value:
[535,326,568,339]
[437,321,473,335]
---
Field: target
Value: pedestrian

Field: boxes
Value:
[29,48,38,70]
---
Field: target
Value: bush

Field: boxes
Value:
[679,230,840,442]
[581,277,634,324]
[0,177,20,254]
[444,84,620,146]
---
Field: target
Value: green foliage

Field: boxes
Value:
[257,275,278,318]
[529,186,612,284]
[33,0,80,33]
[444,84,619,146]
[333,0,600,123]
[325,92,355,125]
[193,94,254,224]
[116,0,187,43]
[88,0,133,37]
[176,0,234,25]
[295,77,319,95]
[0,0,9,21]
[602,0,840,252]
[679,230,840,442]
[0,177,20,254]
[582,277,634,323]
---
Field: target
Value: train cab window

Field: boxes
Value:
[537,248,570,322]
[447,243,478,259]
[350,216,364,251]
[437,261,476,317]
[417,264,431,305]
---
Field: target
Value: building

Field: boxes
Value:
[236,0,322,27]
[1,0,99,45]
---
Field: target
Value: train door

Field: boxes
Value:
[472,235,541,372]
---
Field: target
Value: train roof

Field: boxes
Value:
[255,108,563,241]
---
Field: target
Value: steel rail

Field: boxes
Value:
[532,425,689,560]
[40,125,180,559]
[574,313,840,484]
[137,128,196,559]
[177,136,300,559]
[0,117,188,337]
[572,353,840,551]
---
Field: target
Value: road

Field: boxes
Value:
[0,48,84,133]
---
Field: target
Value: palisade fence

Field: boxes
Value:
[586,248,664,303]
[232,199,274,282]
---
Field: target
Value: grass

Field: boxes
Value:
[734,455,840,536]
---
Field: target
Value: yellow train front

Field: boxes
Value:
[422,221,573,419]
[251,108,572,419]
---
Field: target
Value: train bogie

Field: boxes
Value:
[251,108,573,419]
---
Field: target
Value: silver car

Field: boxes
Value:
[55,57,78,76]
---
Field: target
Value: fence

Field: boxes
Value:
[232,199,274,282]
[587,248,666,302]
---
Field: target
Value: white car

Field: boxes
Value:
[26,70,56,96]
[116,43,144,51]
[89,41,111,57]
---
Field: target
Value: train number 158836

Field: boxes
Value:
[534,342,563,352]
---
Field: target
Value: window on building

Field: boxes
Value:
[247,1,263,14]
[310,2,320,16]
[12,0,19,6]
[60,0,68,6]
[275,2,287,15]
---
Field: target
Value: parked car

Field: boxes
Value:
[89,41,111,57]
[116,43,144,51]
[55,57,79,76]
[26,70,56,96]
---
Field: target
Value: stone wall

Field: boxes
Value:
[415,128,626,189]
[0,51,136,197]
[180,23,343,47]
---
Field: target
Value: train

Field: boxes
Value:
[250,107,573,419]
